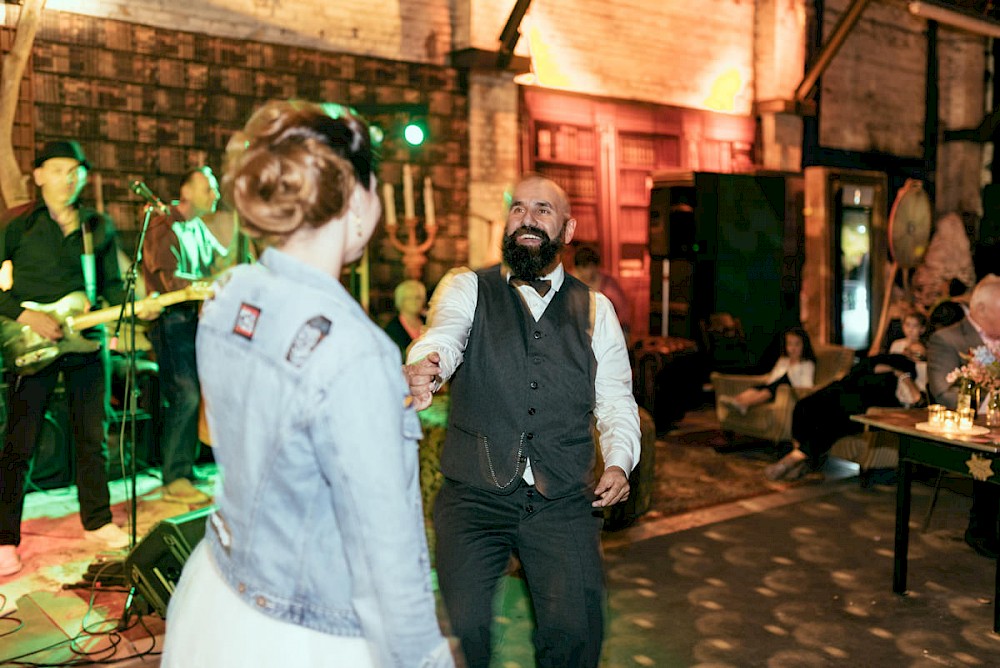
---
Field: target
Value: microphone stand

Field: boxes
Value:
[113,202,159,629]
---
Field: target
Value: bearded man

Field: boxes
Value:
[404,174,640,668]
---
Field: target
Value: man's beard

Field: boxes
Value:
[502,224,565,280]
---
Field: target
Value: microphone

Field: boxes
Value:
[130,181,169,212]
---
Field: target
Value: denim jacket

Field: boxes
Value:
[196,248,452,668]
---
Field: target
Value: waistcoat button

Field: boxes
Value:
[533,331,542,339]
[528,407,536,415]
[526,432,534,440]
[530,381,538,389]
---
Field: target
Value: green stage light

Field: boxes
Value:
[403,120,426,146]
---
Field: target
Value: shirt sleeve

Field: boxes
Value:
[762,357,790,386]
[405,267,478,382]
[927,330,967,409]
[592,292,641,473]
[0,215,22,320]
[96,215,126,307]
[142,215,187,294]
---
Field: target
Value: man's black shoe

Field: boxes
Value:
[964,528,999,559]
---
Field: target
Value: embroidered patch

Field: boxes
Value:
[286,315,332,366]
[233,303,261,340]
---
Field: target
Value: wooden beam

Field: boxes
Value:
[0,0,45,211]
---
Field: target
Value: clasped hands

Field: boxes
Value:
[403,351,441,411]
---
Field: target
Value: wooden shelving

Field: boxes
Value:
[520,88,756,338]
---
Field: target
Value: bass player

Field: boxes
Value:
[141,166,231,506]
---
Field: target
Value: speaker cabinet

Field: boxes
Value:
[126,506,212,618]
[649,172,804,366]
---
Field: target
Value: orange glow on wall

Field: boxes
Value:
[526,23,574,89]
[703,67,745,113]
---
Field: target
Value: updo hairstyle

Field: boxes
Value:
[224,99,375,243]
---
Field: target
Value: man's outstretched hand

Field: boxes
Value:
[404,351,441,411]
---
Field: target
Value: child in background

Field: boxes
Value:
[889,312,928,394]
[718,327,816,416]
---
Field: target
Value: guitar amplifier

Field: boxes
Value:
[125,505,212,618]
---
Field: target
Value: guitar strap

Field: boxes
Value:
[80,222,112,408]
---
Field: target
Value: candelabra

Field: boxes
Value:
[383,164,437,281]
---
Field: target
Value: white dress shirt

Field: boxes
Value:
[763,357,815,389]
[407,264,641,480]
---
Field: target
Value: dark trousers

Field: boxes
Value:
[792,369,900,465]
[0,352,111,546]
[433,479,605,668]
[147,306,200,485]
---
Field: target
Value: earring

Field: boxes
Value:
[351,212,363,237]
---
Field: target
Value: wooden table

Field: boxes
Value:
[852,409,1000,632]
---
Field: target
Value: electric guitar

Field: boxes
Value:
[0,282,214,375]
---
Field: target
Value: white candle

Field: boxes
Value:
[423,176,436,229]
[403,164,415,219]
[382,182,397,227]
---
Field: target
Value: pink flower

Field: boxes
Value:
[946,344,1000,391]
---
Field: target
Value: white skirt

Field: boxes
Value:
[161,542,377,668]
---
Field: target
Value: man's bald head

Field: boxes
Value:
[970,274,1000,339]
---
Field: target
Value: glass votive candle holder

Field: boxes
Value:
[959,407,976,431]
[941,410,959,431]
[927,404,945,425]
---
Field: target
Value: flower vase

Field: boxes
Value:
[957,378,978,413]
[987,391,1000,428]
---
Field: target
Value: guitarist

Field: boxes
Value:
[0,141,159,577]
[141,166,227,505]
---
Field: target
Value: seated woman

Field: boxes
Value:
[764,353,921,481]
[383,279,426,361]
[718,326,816,416]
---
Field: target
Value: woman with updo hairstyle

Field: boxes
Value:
[162,100,454,668]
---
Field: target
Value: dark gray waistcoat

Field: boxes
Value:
[441,265,598,498]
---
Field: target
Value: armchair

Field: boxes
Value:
[711,344,855,445]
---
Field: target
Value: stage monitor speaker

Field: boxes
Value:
[125,505,212,619]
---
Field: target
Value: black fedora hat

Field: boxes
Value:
[33,140,91,170]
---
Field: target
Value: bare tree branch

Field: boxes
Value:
[0,0,46,211]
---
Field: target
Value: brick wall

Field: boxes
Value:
[3,8,469,318]
[44,0,454,65]
[819,0,987,214]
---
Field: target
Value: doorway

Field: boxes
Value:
[837,185,876,351]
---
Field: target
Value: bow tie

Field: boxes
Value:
[510,277,552,297]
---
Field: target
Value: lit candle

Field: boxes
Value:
[403,164,415,219]
[423,176,436,229]
[382,182,397,227]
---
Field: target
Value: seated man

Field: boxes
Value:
[764,353,920,481]
[927,275,1000,558]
